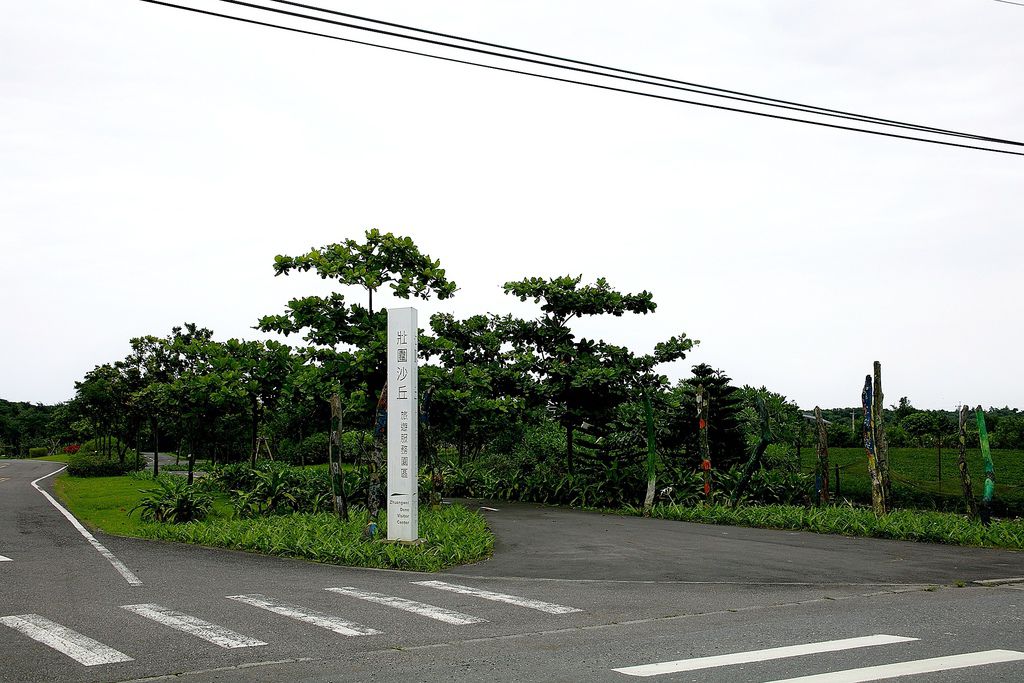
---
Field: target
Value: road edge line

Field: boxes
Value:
[30,466,143,586]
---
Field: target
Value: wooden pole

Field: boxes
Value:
[814,406,830,505]
[956,405,977,519]
[976,406,996,526]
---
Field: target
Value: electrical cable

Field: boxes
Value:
[256,0,1023,147]
[137,0,1024,157]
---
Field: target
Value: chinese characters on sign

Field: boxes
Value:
[387,308,418,541]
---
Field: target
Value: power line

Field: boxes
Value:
[255,0,1022,147]
[993,0,1024,6]
[138,0,1024,157]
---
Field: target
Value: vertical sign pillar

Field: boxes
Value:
[387,307,418,541]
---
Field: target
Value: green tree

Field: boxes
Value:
[258,229,456,421]
[502,275,695,472]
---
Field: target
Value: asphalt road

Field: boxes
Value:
[2,458,1024,682]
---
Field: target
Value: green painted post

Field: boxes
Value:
[976,406,996,526]
[328,393,349,521]
[642,392,658,516]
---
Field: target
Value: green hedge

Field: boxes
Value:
[67,453,143,477]
[28,447,48,458]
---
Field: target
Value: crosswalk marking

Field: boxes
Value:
[613,635,917,677]
[325,587,486,625]
[121,604,267,648]
[0,614,133,666]
[412,580,581,614]
[227,594,381,636]
[764,649,1024,683]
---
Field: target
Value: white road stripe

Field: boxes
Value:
[121,604,267,648]
[325,587,485,625]
[227,594,381,636]
[0,555,11,562]
[765,649,1024,682]
[30,466,142,586]
[613,634,917,677]
[0,614,133,666]
[413,580,581,614]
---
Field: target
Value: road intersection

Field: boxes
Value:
[2,458,1024,682]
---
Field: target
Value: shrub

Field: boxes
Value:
[131,477,212,523]
[28,447,48,458]
[279,432,330,465]
[67,453,143,477]
[64,444,81,454]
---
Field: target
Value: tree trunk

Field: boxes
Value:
[814,406,830,505]
[957,405,977,518]
[187,440,195,485]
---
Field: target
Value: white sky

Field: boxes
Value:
[2,0,1022,410]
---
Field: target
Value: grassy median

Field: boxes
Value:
[53,473,494,571]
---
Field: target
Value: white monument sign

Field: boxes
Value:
[387,307,418,541]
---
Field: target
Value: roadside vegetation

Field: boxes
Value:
[11,229,1024,556]
[54,466,494,571]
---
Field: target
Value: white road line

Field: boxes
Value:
[121,604,267,648]
[30,466,142,586]
[613,634,917,677]
[765,649,1024,682]
[227,594,381,636]
[325,587,486,625]
[0,614,133,666]
[0,555,11,562]
[413,580,581,614]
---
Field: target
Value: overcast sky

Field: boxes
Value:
[3,0,1022,410]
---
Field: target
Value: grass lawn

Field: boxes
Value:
[801,447,1024,513]
[53,472,493,571]
[34,453,72,463]
[54,474,232,536]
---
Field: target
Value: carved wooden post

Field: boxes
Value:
[976,406,996,526]
[697,385,712,501]
[956,405,977,519]
[872,361,891,512]
[814,406,830,505]
[862,376,886,515]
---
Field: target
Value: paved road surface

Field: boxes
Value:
[2,458,1024,682]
